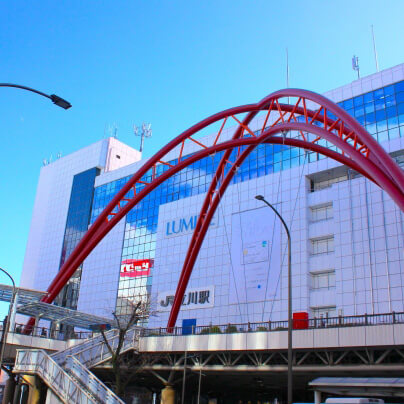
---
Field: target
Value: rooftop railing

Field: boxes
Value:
[142,311,404,337]
[0,322,95,341]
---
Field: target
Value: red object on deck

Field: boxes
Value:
[293,312,309,329]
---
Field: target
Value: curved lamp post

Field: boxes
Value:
[0,267,16,373]
[0,83,71,109]
[255,195,293,404]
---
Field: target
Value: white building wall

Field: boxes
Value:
[20,138,140,293]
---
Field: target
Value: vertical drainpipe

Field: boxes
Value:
[348,169,357,315]
[364,179,375,314]
[381,190,392,312]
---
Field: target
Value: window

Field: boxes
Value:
[310,174,348,192]
[311,270,336,289]
[310,203,333,222]
[311,306,336,319]
[310,236,334,255]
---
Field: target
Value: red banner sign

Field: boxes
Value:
[120,259,153,278]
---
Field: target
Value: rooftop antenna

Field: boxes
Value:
[107,123,118,139]
[286,48,290,88]
[352,55,360,80]
[371,25,379,72]
[134,122,152,153]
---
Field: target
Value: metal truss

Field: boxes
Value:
[24,89,404,332]
[119,346,404,374]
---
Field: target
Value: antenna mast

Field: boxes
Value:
[352,55,360,79]
[371,25,380,72]
[286,48,289,88]
[134,122,152,153]
[107,123,118,139]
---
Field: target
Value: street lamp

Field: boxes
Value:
[255,195,293,404]
[0,267,16,373]
[0,83,71,109]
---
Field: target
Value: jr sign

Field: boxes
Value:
[157,286,215,311]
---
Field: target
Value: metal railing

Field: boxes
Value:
[142,311,404,337]
[52,326,141,368]
[14,349,97,404]
[66,355,124,404]
[7,322,94,341]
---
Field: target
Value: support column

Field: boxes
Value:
[2,376,15,404]
[160,385,175,404]
[8,293,18,334]
[24,375,41,404]
[314,390,321,404]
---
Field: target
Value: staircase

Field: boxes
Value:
[14,326,142,403]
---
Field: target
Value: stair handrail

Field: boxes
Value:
[66,355,124,404]
[52,328,119,364]
[14,349,96,404]
[54,326,141,368]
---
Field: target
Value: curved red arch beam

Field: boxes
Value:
[271,89,404,192]
[44,95,396,302]
[167,121,403,329]
[23,89,404,333]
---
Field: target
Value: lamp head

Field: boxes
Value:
[50,94,72,110]
[255,195,265,201]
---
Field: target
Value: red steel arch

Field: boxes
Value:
[25,89,404,332]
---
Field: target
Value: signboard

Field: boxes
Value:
[229,207,281,304]
[120,259,154,278]
[157,286,215,311]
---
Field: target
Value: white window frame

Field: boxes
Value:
[311,306,337,319]
[310,270,336,290]
[310,203,333,222]
[310,236,334,255]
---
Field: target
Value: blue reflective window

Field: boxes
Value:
[353,95,363,107]
[374,88,384,100]
[375,98,386,110]
[396,92,404,104]
[394,81,404,93]
[375,108,386,121]
[354,106,364,117]
[363,91,374,103]
[364,103,374,114]
[384,85,394,97]
[343,98,354,109]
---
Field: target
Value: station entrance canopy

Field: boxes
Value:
[309,377,404,398]
[0,283,116,330]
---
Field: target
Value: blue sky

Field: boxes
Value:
[0,1,403,316]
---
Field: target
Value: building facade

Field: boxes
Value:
[21,64,404,330]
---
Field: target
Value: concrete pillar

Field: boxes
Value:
[12,383,28,404]
[24,375,42,404]
[8,293,18,334]
[45,389,63,404]
[314,390,321,404]
[160,385,175,404]
[2,376,16,404]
